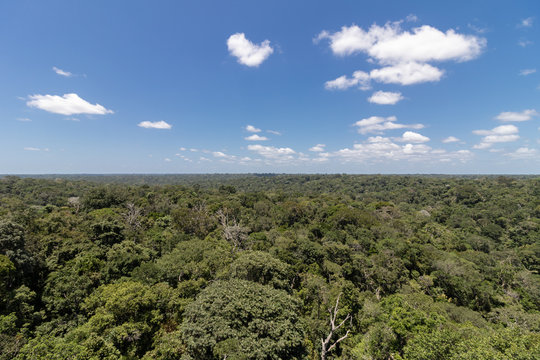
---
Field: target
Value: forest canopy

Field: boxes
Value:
[0,174,539,359]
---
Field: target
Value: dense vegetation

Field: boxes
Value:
[0,174,539,359]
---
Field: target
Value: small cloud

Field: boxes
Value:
[505,147,537,159]
[467,23,488,34]
[52,66,72,77]
[138,120,172,129]
[396,131,430,143]
[495,109,538,122]
[325,71,370,90]
[248,144,296,160]
[179,147,187,151]
[473,125,519,149]
[442,136,460,143]
[518,40,533,47]
[17,118,32,122]
[164,158,172,162]
[519,17,534,28]
[267,130,281,135]
[368,91,404,105]
[519,69,536,76]
[27,93,113,116]
[406,14,418,22]
[246,125,261,133]
[245,134,269,141]
[309,144,326,152]
[227,33,274,67]
[24,147,41,151]
[354,115,423,134]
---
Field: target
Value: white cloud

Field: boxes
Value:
[519,17,534,28]
[318,22,485,63]
[212,151,228,158]
[332,137,472,163]
[505,147,537,159]
[164,158,172,162]
[17,118,32,122]
[519,69,536,76]
[245,134,269,141]
[24,147,41,151]
[326,62,443,90]
[53,66,72,77]
[397,131,430,143]
[319,21,485,91]
[369,62,444,85]
[309,144,326,152]
[406,14,418,23]
[368,90,404,105]
[495,109,538,122]
[247,144,296,160]
[245,125,261,133]
[325,71,370,90]
[442,136,460,143]
[27,93,113,116]
[473,125,519,149]
[138,120,172,129]
[354,115,423,134]
[518,40,533,47]
[227,33,273,67]
[267,130,281,135]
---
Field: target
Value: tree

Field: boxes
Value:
[181,279,306,359]
[321,293,351,360]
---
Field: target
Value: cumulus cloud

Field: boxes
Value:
[245,134,269,141]
[317,22,485,62]
[27,93,113,116]
[247,144,296,160]
[442,136,460,143]
[319,21,485,90]
[354,115,423,134]
[326,62,443,89]
[519,69,536,76]
[227,33,273,67]
[505,147,537,159]
[473,125,519,149]
[495,109,538,122]
[53,66,72,77]
[246,125,261,133]
[309,144,326,152]
[138,120,172,129]
[369,62,444,85]
[368,91,404,105]
[325,71,370,90]
[396,131,430,143]
[333,136,472,163]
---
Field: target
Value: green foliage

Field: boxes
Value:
[181,279,306,359]
[0,175,539,359]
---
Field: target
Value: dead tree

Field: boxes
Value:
[321,293,351,360]
[124,202,142,231]
[216,209,248,252]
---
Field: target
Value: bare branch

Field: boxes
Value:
[320,293,351,360]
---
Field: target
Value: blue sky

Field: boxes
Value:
[1,0,539,174]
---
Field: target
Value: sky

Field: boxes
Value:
[1,0,539,174]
